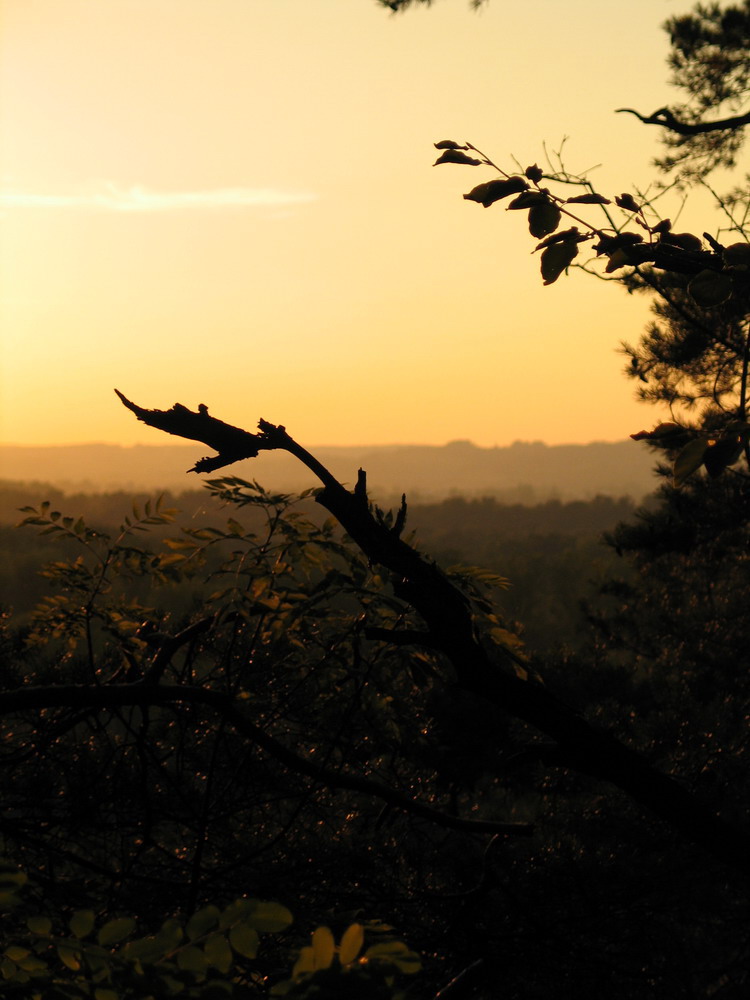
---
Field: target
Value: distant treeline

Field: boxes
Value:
[0,481,642,654]
[408,493,638,543]
[0,438,658,501]
[408,494,640,651]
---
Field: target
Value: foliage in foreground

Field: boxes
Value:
[0,857,419,999]
[4,3,750,995]
[3,465,747,998]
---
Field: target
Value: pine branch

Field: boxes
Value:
[617,106,750,136]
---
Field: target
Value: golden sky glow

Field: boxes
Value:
[0,0,724,448]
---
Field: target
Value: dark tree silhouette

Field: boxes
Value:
[108,390,750,875]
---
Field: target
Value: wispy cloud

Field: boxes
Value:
[0,182,318,212]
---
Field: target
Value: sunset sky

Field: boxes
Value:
[0,0,729,449]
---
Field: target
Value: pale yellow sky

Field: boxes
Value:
[0,0,720,448]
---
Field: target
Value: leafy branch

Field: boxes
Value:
[433,138,750,298]
[433,139,750,484]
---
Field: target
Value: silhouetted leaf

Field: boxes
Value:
[688,268,733,306]
[540,239,578,284]
[433,139,467,150]
[630,422,682,441]
[507,191,549,210]
[463,176,527,206]
[528,201,561,238]
[565,193,611,204]
[605,248,631,272]
[535,226,581,250]
[659,231,703,251]
[434,149,481,166]
[593,231,643,255]
[615,193,640,212]
[724,242,750,266]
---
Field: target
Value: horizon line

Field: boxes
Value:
[0,438,633,450]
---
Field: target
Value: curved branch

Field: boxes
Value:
[617,106,750,136]
[1,682,531,838]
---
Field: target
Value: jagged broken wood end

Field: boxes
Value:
[114,388,277,473]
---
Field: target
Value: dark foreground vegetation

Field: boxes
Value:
[1,436,748,999]
[0,481,637,655]
[3,2,750,996]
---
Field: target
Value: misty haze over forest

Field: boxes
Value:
[0,438,658,502]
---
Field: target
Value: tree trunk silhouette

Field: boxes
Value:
[112,390,750,875]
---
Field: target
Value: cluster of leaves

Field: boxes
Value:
[271,922,420,999]
[433,139,750,486]
[434,140,594,285]
[0,858,420,999]
[16,496,179,670]
[434,139,750,303]
[1,865,290,999]
[14,482,383,682]
[3,480,525,994]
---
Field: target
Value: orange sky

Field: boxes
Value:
[0,0,728,449]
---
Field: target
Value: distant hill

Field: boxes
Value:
[0,439,659,502]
